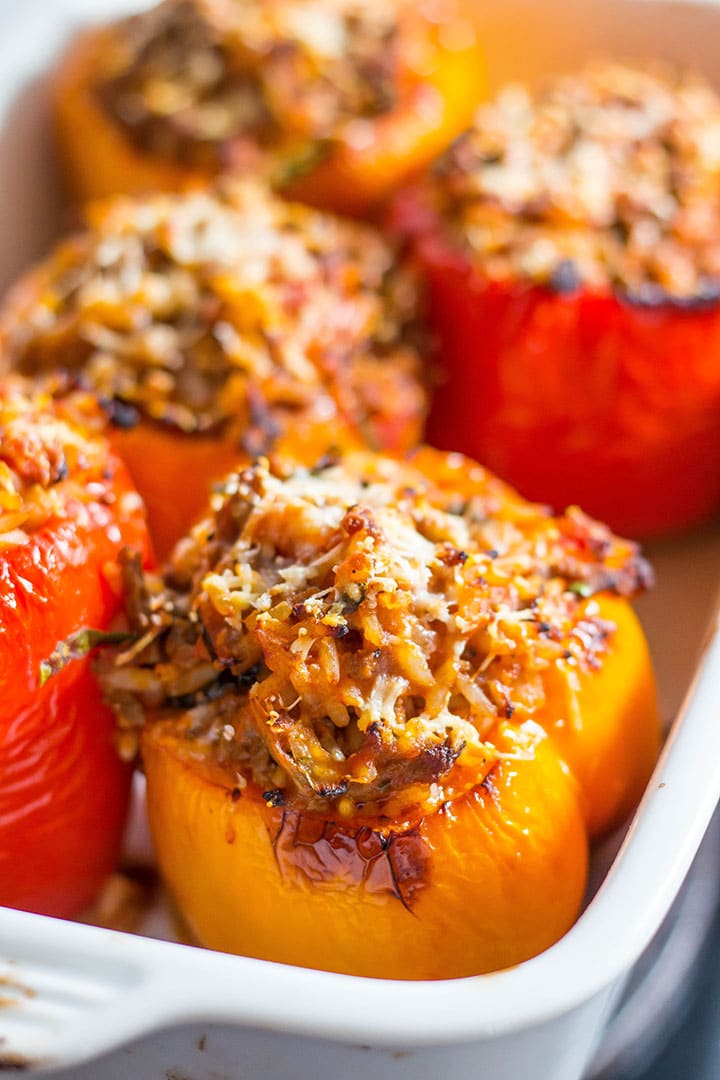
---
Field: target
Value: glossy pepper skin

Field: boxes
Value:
[393,191,720,538]
[537,593,659,839]
[0,399,151,918]
[52,14,485,217]
[142,718,588,979]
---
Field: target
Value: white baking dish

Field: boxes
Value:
[1,0,720,1076]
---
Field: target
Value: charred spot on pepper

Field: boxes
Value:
[269,809,429,910]
[548,259,581,296]
[310,453,342,475]
[480,763,501,803]
[238,387,283,457]
[381,827,431,913]
[102,397,141,430]
[50,455,69,485]
[619,277,720,311]
[438,543,468,567]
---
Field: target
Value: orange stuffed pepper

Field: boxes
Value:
[54,0,485,217]
[393,62,720,538]
[98,448,659,979]
[0,379,150,918]
[0,180,427,560]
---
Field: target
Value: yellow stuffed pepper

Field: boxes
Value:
[98,447,659,979]
[54,0,485,216]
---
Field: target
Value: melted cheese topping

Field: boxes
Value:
[427,62,720,299]
[0,180,425,450]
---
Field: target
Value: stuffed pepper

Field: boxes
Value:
[53,0,484,216]
[0,180,426,559]
[98,447,659,978]
[0,379,150,918]
[394,62,720,537]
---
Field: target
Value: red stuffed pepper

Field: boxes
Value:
[0,380,150,918]
[394,62,720,537]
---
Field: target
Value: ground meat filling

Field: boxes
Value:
[0,181,425,447]
[430,62,720,302]
[100,451,651,818]
[0,379,125,543]
[97,0,404,176]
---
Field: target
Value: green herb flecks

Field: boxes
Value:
[567,581,594,598]
[39,629,135,686]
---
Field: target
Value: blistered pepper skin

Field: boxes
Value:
[395,194,720,538]
[142,720,588,980]
[0,458,150,917]
[53,20,485,217]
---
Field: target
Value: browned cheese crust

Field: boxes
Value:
[0,180,425,449]
[428,61,720,301]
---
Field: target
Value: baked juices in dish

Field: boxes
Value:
[0,379,150,918]
[0,180,426,559]
[394,62,720,537]
[98,449,659,978]
[53,0,484,216]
